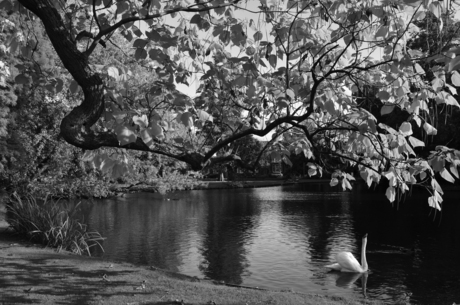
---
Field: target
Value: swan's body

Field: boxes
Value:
[325,234,368,273]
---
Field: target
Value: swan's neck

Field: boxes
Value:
[361,237,368,272]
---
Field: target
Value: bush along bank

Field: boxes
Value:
[4,192,104,255]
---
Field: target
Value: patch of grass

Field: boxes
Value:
[5,192,104,255]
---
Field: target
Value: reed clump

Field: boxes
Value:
[5,192,104,255]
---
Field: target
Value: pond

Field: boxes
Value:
[82,183,460,304]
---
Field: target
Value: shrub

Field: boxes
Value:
[147,169,204,194]
[5,192,104,255]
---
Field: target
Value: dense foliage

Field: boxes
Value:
[1,0,460,209]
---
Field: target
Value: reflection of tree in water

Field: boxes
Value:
[199,190,259,285]
[279,183,357,263]
[85,193,207,271]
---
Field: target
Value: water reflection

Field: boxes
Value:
[199,191,256,284]
[83,183,460,304]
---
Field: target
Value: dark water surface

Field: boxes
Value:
[82,183,460,304]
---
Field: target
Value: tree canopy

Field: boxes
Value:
[1,0,460,208]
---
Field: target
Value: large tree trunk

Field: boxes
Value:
[17,0,112,149]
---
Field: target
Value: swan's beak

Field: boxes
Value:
[363,233,368,238]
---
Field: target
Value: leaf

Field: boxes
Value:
[115,125,137,145]
[232,75,247,87]
[180,112,194,127]
[116,0,129,13]
[431,77,443,92]
[133,114,148,129]
[107,66,119,80]
[450,164,459,178]
[81,151,95,162]
[414,63,425,74]
[69,80,79,94]
[55,78,64,93]
[440,168,455,183]
[247,85,256,97]
[190,14,202,24]
[140,128,155,148]
[135,48,147,60]
[451,71,460,86]
[149,122,164,138]
[253,31,263,41]
[172,93,190,107]
[341,178,352,191]
[448,56,460,72]
[146,29,161,41]
[133,39,148,48]
[428,194,441,210]
[381,105,395,115]
[329,178,339,187]
[149,49,167,62]
[324,100,336,115]
[377,91,390,100]
[429,2,441,19]
[282,156,293,166]
[360,169,373,188]
[246,46,255,56]
[111,163,128,180]
[423,122,437,135]
[408,136,425,148]
[404,0,422,7]
[385,186,395,202]
[101,158,115,174]
[268,54,277,68]
[286,88,295,100]
[420,171,427,180]
[431,178,443,194]
[375,26,388,39]
[197,110,213,122]
[399,122,413,136]
[14,74,29,84]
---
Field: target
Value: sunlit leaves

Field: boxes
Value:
[440,168,455,183]
[423,122,437,135]
[330,171,355,191]
[385,186,395,202]
[196,110,213,122]
[9,0,460,210]
[115,125,136,146]
[451,71,460,86]
[306,162,322,177]
[408,136,425,148]
[133,114,148,129]
[414,63,425,75]
[399,122,413,137]
[429,1,442,19]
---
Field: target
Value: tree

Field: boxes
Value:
[2,0,460,209]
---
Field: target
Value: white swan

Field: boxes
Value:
[325,234,368,273]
